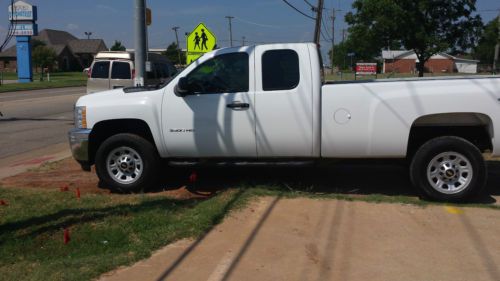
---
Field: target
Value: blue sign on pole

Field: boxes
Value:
[16,36,33,83]
[9,1,38,83]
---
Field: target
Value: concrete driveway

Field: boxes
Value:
[100,197,500,281]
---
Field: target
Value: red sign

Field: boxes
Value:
[356,63,377,75]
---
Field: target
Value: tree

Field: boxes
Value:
[473,17,499,65]
[31,39,46,49]
[162,42,186,65]
[32,45,57,76]
[346,0,483,77]
[328,41,350,70]
[110,40,126,51]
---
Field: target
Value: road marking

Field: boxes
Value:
[444,206,464,214]
[206,250,237,281]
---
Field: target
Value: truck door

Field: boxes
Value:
[110,61,133,89]
[163,49,256,157]
[254,45,314,157]
[88,60,111,93]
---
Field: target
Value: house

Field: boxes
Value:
[382,50,479,74]
[0,29,107,72]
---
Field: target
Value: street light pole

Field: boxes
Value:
[134,0,147,86]
[172,26,181,64]
[330,9,335,74]
[242,36,246,46]
[493,11,500,73]
[313,0,324,45]
[225,16,234,47]
[84,32,92,40]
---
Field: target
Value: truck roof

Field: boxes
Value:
[95,51,132,60]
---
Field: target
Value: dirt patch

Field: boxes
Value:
[0,158,211,200]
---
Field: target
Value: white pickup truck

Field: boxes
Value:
[69,43,500,202]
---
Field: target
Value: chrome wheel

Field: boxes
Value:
[106,146,143,184]
[426,152,473,195]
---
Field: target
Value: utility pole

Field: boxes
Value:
[134,0,147,86]
[330,9,335,74]
[225,16,234,47]
[242,36,246,46]
[172,26,181,64]
[494,11,500,73]
[313,0,324,45]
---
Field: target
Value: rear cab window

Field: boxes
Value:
[91,61,110,79]
[262,49,300,91]
[111,61,132,79]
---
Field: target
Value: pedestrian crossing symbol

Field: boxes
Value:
[186,23,217,65]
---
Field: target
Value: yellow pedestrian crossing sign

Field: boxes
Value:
[186,23,217,65]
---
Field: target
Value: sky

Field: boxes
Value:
[0,0,499,55]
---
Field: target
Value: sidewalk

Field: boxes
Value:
[0,80,18,85]
[0,143,71,180]
[100,197,500,281]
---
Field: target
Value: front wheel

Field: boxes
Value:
[95,133,160,193]
[410,136,487,202]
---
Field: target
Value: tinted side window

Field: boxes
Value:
[91,61,110,79]
[146,66,156,79]
[186,53,249,94]
[155,63,168,78]
[168,64,177,77]
[111,62,131,79]
[262,49,300,91]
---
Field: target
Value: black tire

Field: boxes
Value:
[95,133,160,193]
[410,136,486,202]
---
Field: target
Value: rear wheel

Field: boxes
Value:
[410,136,486,202]
[95,133,160,193]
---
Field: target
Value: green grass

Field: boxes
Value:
[0,187,249,281]
[0,72,86,93]
[0,180,498,280]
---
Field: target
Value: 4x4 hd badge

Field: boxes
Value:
[170,129,195,133]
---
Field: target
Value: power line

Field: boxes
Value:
[0,0,16,52]
[303,0,316,10]
[321,15,331,39]
[281,0,316,20]
[234,16,282,29]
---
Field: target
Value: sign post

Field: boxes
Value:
[9,1,38,83]
[186,23,217,65]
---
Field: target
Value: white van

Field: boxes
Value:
[87,52,177,94]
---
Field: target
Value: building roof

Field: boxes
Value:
[0,45,16,58]
[68,39,106,54]
[33,29,78,45]
[381,50,414,59]
[0,29,107,58]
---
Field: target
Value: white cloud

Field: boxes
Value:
[66,23,79,30]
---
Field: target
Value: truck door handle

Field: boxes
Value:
[226,102,250,109]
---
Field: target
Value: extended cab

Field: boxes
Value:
[69,43,500,202]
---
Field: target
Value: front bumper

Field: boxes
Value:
[68,128,92,170]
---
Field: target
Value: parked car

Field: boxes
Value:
[69,43,500,202]
[86,51,177,94]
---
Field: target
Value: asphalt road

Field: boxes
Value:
[0,87,86,161]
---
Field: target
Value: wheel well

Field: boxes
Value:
[88,119,156,165]
[408,113,493,157]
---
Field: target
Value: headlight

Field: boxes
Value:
[75,106,87,129]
